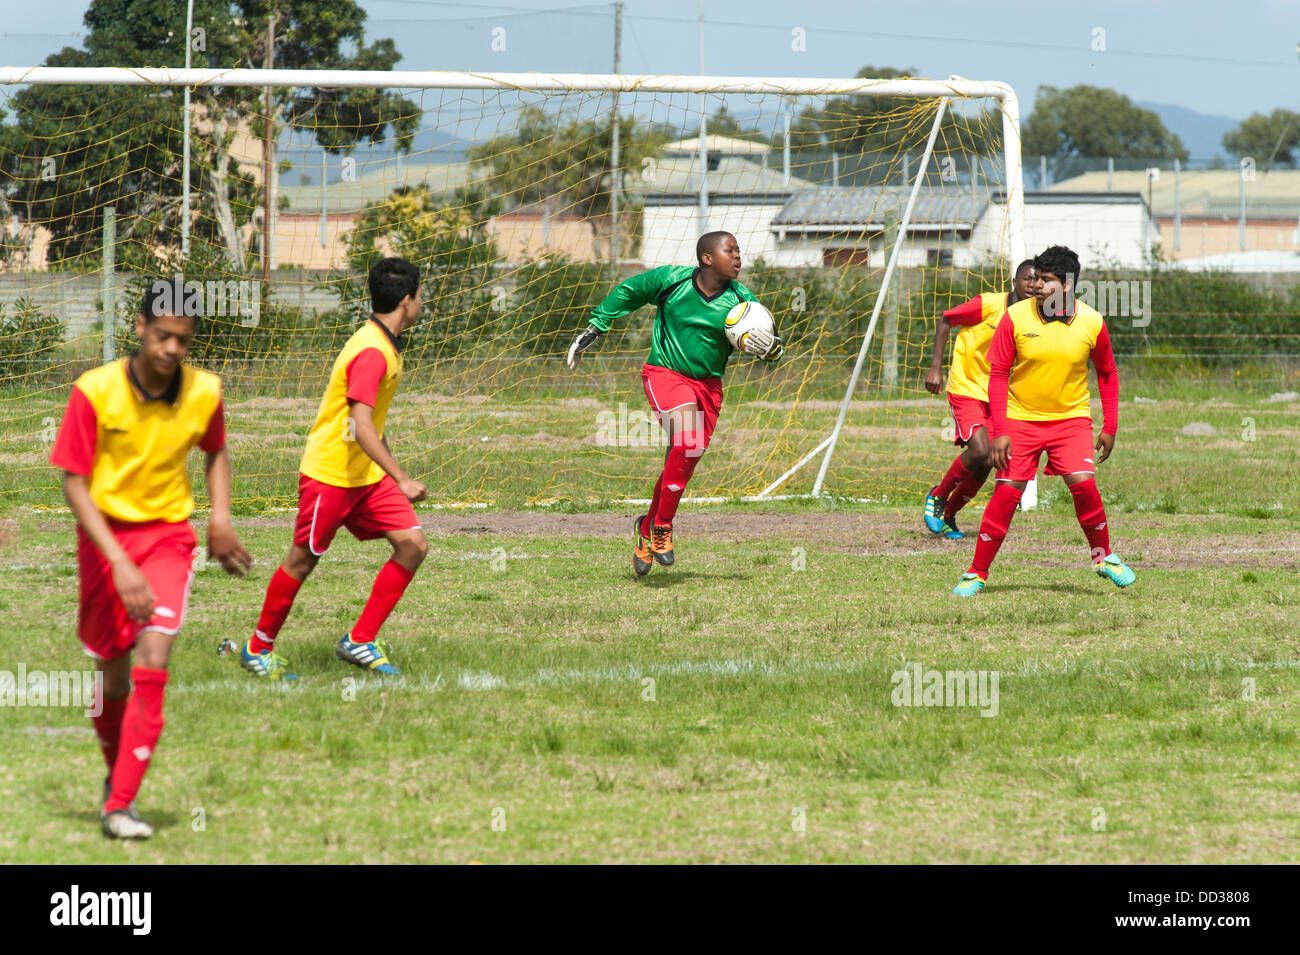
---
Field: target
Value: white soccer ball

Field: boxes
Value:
[724,300,775,352]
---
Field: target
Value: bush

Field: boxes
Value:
[0,297,63,383]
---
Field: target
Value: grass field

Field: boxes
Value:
[3,420,1299,861]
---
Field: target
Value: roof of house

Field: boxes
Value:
[1050,169,1300,218]
[1167,250,1300,272]
[770,185,988,230]
[664,134,771,155]
[637,154,809,200]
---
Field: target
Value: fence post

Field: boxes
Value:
[881,211,899,390]
[101,207,116,362]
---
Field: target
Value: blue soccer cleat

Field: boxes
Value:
[942,516,965,540]
[924,488,947,533]
[336,634,401,675]
[239,639,299,681]
[952,572,985,597]
[1095,553,1136,588]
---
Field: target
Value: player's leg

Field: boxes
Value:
[1060,467,1134,588]
[336,478,426,674]
[91,653,131,803]
[940,425,993,539]
[644,403,706,566]
[242,476,339,678]
[101,523,196,838]
[954,419,1041,596]
[929,396,988,534]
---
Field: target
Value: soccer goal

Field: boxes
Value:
[0,68,1026,511]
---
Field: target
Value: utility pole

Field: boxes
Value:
[696,0,708,235]
[609,2,622,264]
[181,0,194,257]
[262,9,276,301]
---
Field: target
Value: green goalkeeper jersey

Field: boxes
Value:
[589,265,758,380]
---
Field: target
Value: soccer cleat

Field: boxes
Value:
[924,488,947,533]
[650,523,675,566]
[633,514,654,577]
[1094,553,1136,588]
[238,640,299,681]
[941,516,965,540]
[952,572,985,597]
[336,634,401,675]
[101,806,153,840]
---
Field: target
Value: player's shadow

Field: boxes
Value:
[995,582,1095,596]
[61,806,182,832]
[637,571,751,587]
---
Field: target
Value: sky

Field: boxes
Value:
[1,0,1295,125]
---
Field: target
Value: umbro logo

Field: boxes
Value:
[667,483,682,492]
[1095,522,1106,530]
[1022,332,1040,338]
[105,427,129,434]
[979,533,992,541]
[132,746,152,762]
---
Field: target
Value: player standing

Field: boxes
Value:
[565,231,782,575]
[953,245,1136,596]
[923,260,1035,538]
[51,278,252,839]
[239,257,429,678]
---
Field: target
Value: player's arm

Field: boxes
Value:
[1090,321,1120,463]
[198,395,252,576]
[927,297,983,394]
[50,383,153,621]
[985,314,1016,470]
[350,401,426,502]
[566,267,671,370]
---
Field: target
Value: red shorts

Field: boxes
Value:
[997,417,1098,482]
[641,363,723,455]
[294,473,421,556]
[948,394,992,446]
[77,521,200,661]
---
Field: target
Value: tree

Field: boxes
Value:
[469,106,672,259]
[1023,84,1188,180]
[1222,109,1300,168]
[0,0,418,269]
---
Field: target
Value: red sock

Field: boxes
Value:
[934,455,970,499]
[105,667,168,813]
[945,468,989,522]
[642,471,666,538]
[92,692,128,772]
[350,559,415,643]
[969,483,1022,579]
[652,431,702,527]
[1069,478,1111,563]
[251,566,304,653]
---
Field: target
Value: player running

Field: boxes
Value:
[923,260,1035,539]
[51,278,252,839]
[239,257,429,678]
[565,231,782,575]
[953,245,1136,596]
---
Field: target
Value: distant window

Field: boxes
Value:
[823,248,869,267]
[926,248,954,266]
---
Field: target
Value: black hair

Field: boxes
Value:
[139,275,202,324]
[369,257,422,314]
[695,231,734,265]
[1014,258,1035,278]
[1033,245,1081,287]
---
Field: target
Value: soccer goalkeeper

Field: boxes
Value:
[566,231,782,575]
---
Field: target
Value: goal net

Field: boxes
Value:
[0,69,1025,510]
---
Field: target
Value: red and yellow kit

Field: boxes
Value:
[50,359,225,657]
[295,318,417,551]
[986,297,1119,481]
[944,292,1011,403]
[300,318,404,488]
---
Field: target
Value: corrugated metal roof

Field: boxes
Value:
[770,185,988,228]
[633,154,809,198]
[279,161,473,214]
[1051,169,1300,217]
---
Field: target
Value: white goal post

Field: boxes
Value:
[1,67,1032,508]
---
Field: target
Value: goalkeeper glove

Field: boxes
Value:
[566,324,603,370]
[743,326,783,361]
